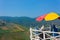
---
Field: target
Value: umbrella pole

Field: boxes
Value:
[51,21,54,37]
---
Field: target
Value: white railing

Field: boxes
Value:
[30,27,60,40]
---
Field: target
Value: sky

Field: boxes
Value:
[0,0,60,18]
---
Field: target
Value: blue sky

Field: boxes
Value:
[0,0,60,18]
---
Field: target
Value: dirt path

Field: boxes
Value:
[14,24,25,31]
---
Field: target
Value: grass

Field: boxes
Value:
[0,31,30,40]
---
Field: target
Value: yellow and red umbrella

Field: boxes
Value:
[36,12,59,22]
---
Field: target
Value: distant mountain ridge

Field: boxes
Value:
[0,16,37,27]
[0,16,60,27]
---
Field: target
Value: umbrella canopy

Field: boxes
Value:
[45,12,59,21]
[36,14,47,22]
[36,12,59,22]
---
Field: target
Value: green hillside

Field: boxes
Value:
[0,21,30,40]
